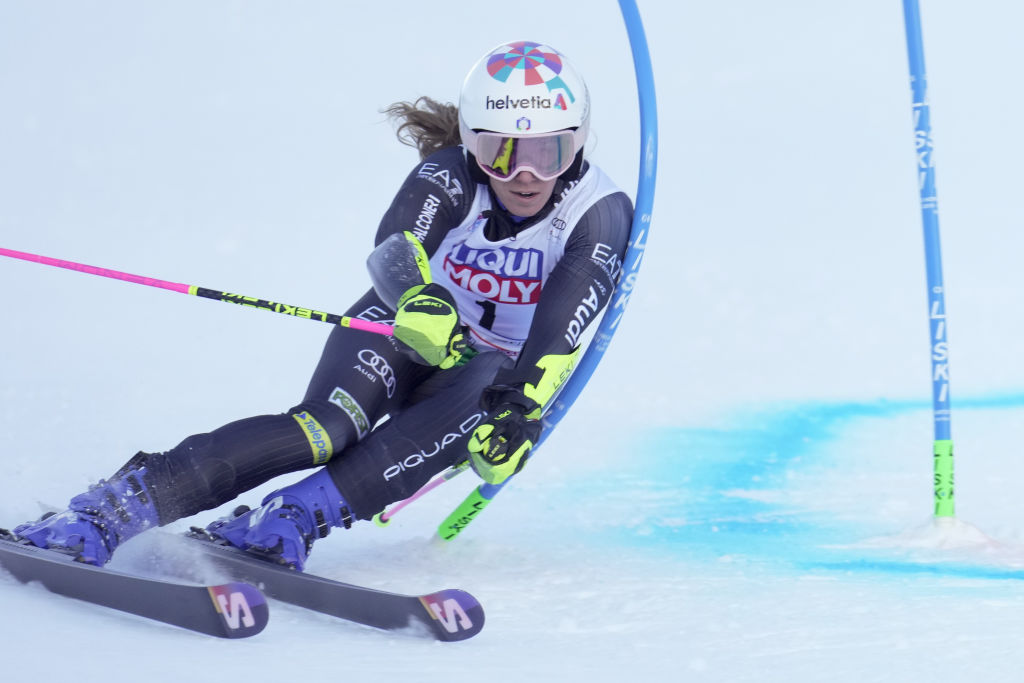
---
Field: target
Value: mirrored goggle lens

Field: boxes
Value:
[475,132,576,181]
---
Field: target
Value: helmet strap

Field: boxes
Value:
[559,150,585,183]
[481,178,569,241]
[465,150,492,186]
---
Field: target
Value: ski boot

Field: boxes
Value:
[203,468,353,571]
[14,466,160,566]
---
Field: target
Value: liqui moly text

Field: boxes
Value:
[443,245,544,304]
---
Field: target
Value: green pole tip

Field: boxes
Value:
[436,487,492,542]
[933,439,955,518]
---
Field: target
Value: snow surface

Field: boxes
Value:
[3,1,1024,681]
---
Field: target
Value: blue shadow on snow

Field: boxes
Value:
[600,392,1024,581]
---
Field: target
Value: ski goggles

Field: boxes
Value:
[473,130,580,182]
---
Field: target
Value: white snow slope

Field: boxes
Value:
[2,2,1024,682]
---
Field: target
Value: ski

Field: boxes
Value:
[179,530,485,641]
[0,531,268,639]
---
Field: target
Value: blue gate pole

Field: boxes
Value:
[434,0,659,540]
[902,0,954,517]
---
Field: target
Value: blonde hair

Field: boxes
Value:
[383,97,462,161]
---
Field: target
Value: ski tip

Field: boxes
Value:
[208,582,270,638]
[418,588,485,641]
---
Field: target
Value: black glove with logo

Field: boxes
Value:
[467,387,542,485]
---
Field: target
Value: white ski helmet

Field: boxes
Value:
[459,40,590,182]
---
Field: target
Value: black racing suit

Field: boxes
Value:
[128,146,632,524]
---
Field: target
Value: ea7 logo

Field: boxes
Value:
[214,590,257,630]
[423,597,474,633]
[417,162,465,205]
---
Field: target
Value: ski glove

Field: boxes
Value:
[467,389,542,485]
[393,283,467,369]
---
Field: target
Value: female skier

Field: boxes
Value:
[14,40,633,570]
